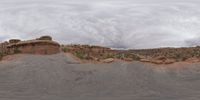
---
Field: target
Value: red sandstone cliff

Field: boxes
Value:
[0,36,60,57]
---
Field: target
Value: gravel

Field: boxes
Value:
[0,53,200,100]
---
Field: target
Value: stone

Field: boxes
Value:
[92,57,100,61]
[155,56,166,60]
[185,57,200,63]
[140,59,151,62]
[124,58,133,61]
[151,60,163,64]
[7,36,60,55]
[103,58,114,63]
[164,59,175,64]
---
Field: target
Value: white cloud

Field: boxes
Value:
[0,0,200,49]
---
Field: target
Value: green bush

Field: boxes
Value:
[106,54,115,58]
[74,51,92,60]
[74,51,85,59]
[131,54,141,61]
[0,52,3,60]
[174,53,188,61]
[14,49,21,54]
[62,47,69,52]
[114,54,124,59]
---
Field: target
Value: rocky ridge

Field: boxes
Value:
[1,36,200,64]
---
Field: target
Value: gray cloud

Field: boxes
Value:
[0,0,199,49]
[185,37,200,47]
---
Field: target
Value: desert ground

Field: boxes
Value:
[0,53,200,100]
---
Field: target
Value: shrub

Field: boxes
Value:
[62,47,69,52]
[131,54,141,61]
[173,53,188,61]
[106,54,115,58]
[74,51,85,59]
[74,51,92,60]
[114,54,125,59]
[14,48,21,54]
[0,52,3,60]
[180,56,188,61]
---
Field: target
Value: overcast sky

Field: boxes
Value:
[0,0,199,49]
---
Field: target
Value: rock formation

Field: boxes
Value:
[0,36,60,55]
[9,39,21,44]
[1,36,200,64]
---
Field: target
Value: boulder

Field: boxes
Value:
[164,59,176,64]
[124,58,133,61]
[151,60,163,64]
[103,58,114,63]
[140,59,151,62]
[92,57,100,61]
[155,56,166,60]
[185,57,200,63]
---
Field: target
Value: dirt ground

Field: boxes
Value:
[0,53,200,100]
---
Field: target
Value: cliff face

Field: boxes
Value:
[0,36,60,57]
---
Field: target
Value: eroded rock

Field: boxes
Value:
[103,58,114,63]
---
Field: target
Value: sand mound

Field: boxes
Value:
[0,53,200,100]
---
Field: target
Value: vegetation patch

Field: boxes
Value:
[14,48,21,54]
[62,47,69,52]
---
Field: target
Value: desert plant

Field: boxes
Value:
[180,56,188,61]
[0,52,3,60]
[130,54,141,61]
[114,54,122,59]
[14,48,21,54]
[194,51,200,58]
[62,47,69,52]
[74,51,85,59]
[114,54,125,59]
[106,53,115,58]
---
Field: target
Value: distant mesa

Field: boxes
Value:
[0,36,60,55]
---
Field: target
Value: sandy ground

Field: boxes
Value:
[0,53,200,100]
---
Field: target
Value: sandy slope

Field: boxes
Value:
[0,53,200,100]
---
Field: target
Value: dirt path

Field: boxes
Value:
[0,53,200,100]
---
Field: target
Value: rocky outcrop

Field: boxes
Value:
[103,58,114,63]
[1,36,60,55]
[9,39,21,44]
[36,35,52,41]
[0,41,9,58]
[140,57,176,64]
[185,57,200,63]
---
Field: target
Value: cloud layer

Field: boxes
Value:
[0,0,200,49]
